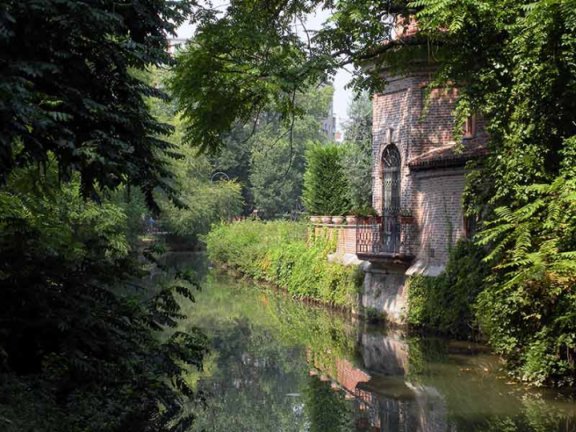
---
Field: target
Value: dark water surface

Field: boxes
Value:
[167,253,576,432]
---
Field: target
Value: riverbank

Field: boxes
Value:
[204,220,363,310]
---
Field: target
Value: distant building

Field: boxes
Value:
[321,103,336,141]
[167,38,187,55]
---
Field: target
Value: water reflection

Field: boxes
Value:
[173,262,576,432]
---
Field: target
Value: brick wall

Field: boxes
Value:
[372,74,461,213]
[336,358,371,394]
[413,168,467,267]
[371,69,473,268]
[412,87,458,153]
[312,224,358,256]
[372,75,422,216]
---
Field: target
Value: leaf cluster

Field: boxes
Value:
[0,0,193,209]
[406,240,489,338]
[169,0,407,152]
[205,85,334,217]
[475,173,576,386]
[0,166,208,431]
[408,0,576,385]
[170,0,328,153]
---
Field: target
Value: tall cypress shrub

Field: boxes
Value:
[302,143,351,215]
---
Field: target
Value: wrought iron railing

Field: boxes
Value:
[356,217,414,256]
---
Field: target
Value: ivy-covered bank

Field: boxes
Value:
[406,241,489,339]
[407,237,576,387]
[205,220,362,308]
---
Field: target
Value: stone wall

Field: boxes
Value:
[362,263,409,322]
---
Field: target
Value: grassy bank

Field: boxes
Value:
[205,220,362,308]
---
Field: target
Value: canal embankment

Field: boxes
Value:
[204,220,363,312]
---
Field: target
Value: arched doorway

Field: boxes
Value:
[382,145,401,253]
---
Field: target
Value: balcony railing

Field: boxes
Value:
[356,217,414,259]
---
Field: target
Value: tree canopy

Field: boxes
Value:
[169,0,402,152]
[0,0,193,208]
[206,85,334,217]
[0,2,213,430]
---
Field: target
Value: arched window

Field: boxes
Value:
[382,145,401,253]
[382,144,401,169]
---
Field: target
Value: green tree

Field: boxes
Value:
[211,124,257,212]
[159,138,244,240]
[0,166,207,431]
[407,0,576,385]
[343,91,373,150]
[249,86,333,217]
[304,375,355,432]
[135,66,245,240]
[250,139,305,217]
[203,85,333,217]
[170,0,576,385]
[169,1,400,152]
[303,143,351,216]
[0,0,193,208]
[342,92,373,209]
[0,1,214,430]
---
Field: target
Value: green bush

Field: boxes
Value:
[475,174,576,386]
[302,143,351,216]
[406,240,489,338]
[0,167,207,431]
[205,220,361,307]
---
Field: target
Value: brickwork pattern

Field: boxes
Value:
[336,358,371,395]
[413,168,467,266]
[371,70,475,267]
[313,225,358,256]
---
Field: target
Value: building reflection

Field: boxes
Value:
[307,327,576,432]
[186,270,576,432]
[308,331,445,431]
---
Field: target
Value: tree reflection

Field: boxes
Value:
[179,270,576,432]
[304,375,354,432]
[190,319,308,432]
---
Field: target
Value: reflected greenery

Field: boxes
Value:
[304,375,354,432]
[189,319,308,432]
[170,260,576,432]
[176,271,356,431]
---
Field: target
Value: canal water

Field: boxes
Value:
[167,253,576,432]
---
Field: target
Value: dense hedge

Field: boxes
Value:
[302,143,351,216]
[205,220,362,307]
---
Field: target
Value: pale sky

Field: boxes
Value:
[305,8,353,130]
[176,5,353,130]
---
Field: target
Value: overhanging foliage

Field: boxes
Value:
[0,0,193,208]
